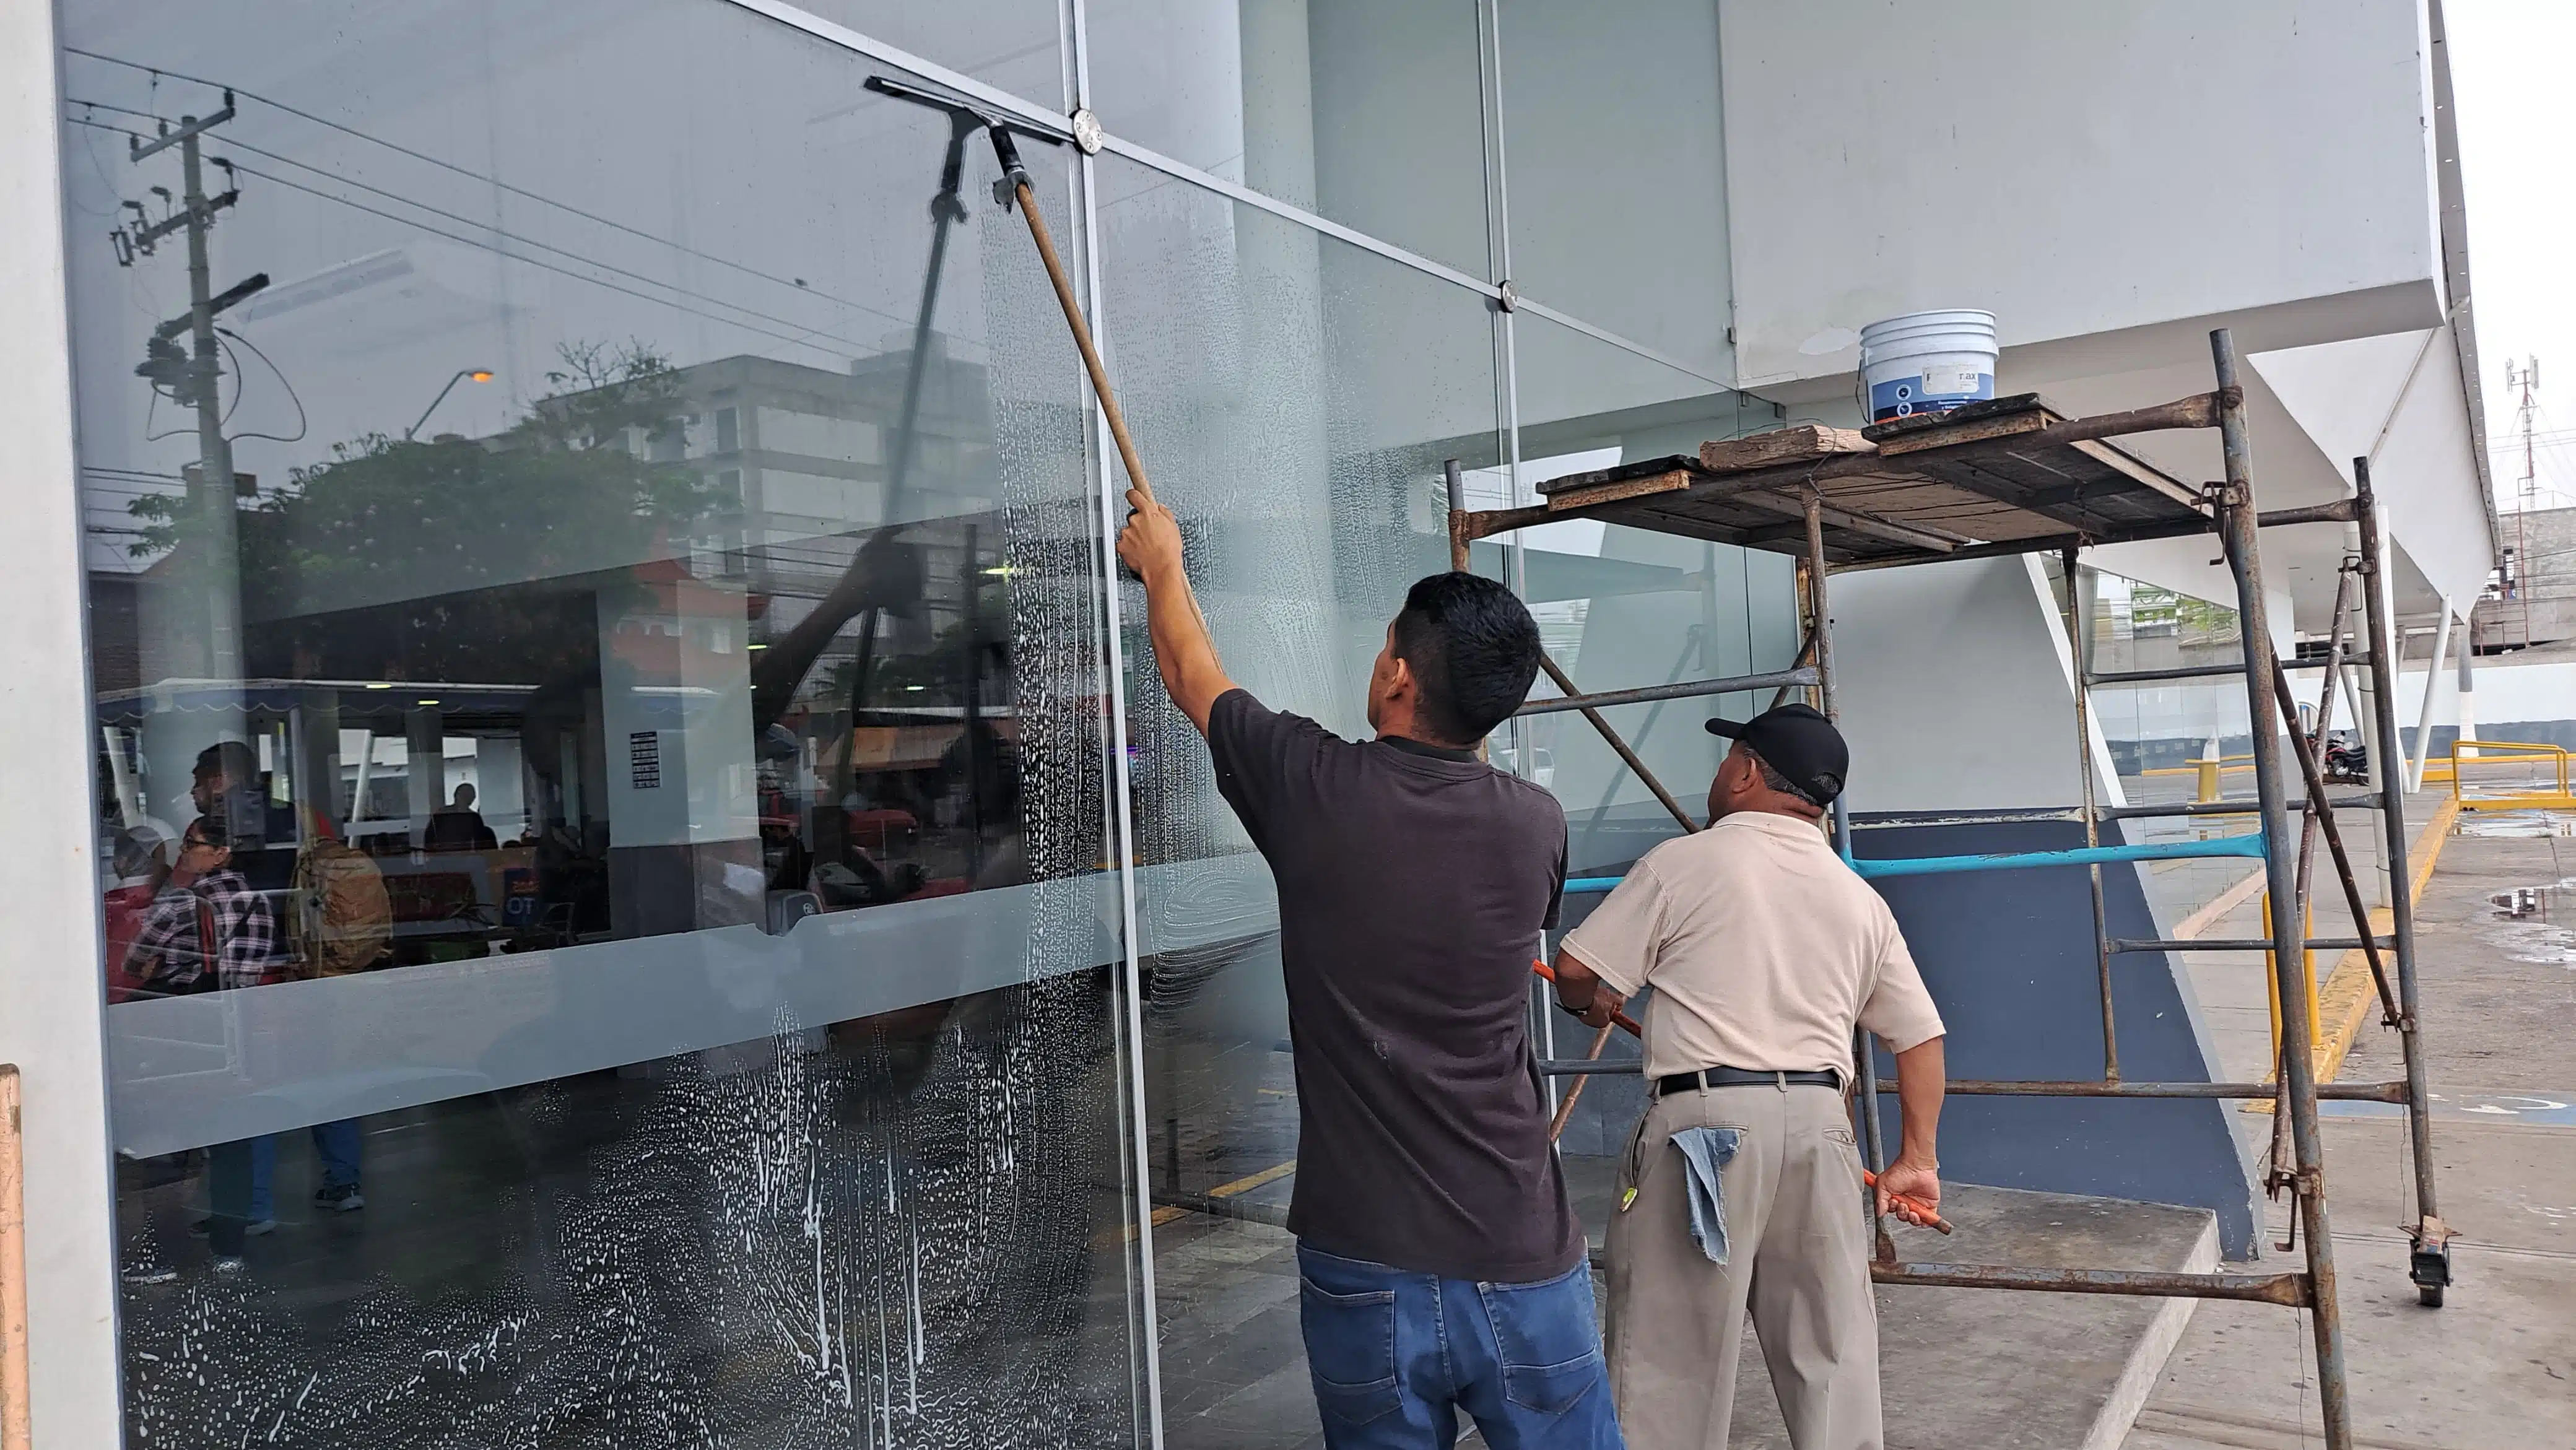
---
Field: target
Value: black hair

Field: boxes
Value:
[1390,571,1543,745]
[1747,747,1825,810]
[194,739,258,783]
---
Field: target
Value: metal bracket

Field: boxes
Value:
[1070,107,1103,155]
[1496,279,1518,313]
[2408,1215,2453,1290]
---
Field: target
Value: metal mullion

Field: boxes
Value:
[1061,5,1165,1435]
[1474,0,1555,1116]
[1513,295,1731,390]
[1092,132,1505,300]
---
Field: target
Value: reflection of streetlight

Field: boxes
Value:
[404,368,494,440]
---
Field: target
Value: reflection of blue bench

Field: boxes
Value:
[1565,832,2266,893]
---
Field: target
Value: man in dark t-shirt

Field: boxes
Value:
[1119,488,1622,1450]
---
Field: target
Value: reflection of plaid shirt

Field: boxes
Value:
[124,868,277,993]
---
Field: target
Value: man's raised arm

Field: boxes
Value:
[1115,487,1237,734]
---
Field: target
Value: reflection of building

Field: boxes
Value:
[1,2,2517,1446]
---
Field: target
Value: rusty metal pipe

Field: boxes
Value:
[1873,1262,2312,1307]
[2214,328,2354,1449]
[2354,459,2447,1296]
[1514,667,1818,718]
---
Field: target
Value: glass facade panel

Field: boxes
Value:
[1509,310,1795,877]
[1499,0,1733,378]
[1085,0,1494,279]
[1092,152,1500,1448]
[63,1,1144,1443]
[764,0,1069,108]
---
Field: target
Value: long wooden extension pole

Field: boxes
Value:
[1,1065,30,1450]
[1003,163,1157,508]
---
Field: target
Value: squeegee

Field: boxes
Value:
[866,76,1162,510]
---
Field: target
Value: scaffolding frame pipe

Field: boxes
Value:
[2087,662,2246,685]
[2063,546,2118,1079]
[1514,667,1818,718]
[2215,326,2352,1448]
[2354,456,2447,1297]
[1872,1264,2313,1307]
[2097,794,2375,822]
[1803,494,1893,1257]
[2112,937,2391,954]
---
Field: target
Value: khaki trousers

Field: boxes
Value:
[1604,1082,1881,1450]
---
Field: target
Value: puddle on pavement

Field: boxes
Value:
[2481,870,2576,964]
[2486,921,2576,965]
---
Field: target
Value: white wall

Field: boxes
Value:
[1720,0,2443,390]
[1834,556,2124,814]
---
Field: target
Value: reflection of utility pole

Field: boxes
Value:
[118,92,267,678]
[2505,357,2540,649]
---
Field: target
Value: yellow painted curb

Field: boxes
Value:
[2247,794,2458,1111]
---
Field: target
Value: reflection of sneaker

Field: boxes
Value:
[121,1262,179,1286]
[313,1183,365,1212]
[211,1254,245,1275]
[187,1217,276,1238]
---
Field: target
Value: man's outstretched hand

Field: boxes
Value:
[1115,488,1183,583]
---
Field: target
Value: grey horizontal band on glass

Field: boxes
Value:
[107,855,1281,1158]
[710,0,1730,394]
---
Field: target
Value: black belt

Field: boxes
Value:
[1653,1067,1840,1096]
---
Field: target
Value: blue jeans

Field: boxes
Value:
[246,1119,363,1220]
[1296,1243,1624,1450]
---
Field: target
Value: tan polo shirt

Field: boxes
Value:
[1559,810,1945,1079]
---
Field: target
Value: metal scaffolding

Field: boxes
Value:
[1456,330,2449,1450]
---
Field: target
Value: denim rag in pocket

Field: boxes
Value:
[1671,1126,1744,1264]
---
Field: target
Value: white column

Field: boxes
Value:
[0,0,124,1431]
[2409,601,2455,792]
[2454,643,2478,758]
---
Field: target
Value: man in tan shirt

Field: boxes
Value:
[1551,703,1946,1450]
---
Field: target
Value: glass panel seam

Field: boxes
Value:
[1073,126,1166,1450]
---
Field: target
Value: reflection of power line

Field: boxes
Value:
[63,49,921,336]
[69,113,876,362]
[68,116,852,363]
[216,325,307,443]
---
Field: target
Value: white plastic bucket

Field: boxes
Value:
[1858,310,1998,423]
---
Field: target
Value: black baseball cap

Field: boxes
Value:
[1705,703,1849,804]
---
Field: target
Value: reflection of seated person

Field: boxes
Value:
[102,818,177,1003]
[424,783,499,852]
[122,815,278,996]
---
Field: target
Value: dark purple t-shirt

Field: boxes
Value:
[1206,688,1582,1283]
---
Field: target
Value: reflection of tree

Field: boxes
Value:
[131,341,737,673]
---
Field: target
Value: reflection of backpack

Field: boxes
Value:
[292,839,391,976]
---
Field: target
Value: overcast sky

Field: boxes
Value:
[2451,0,2576,510]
